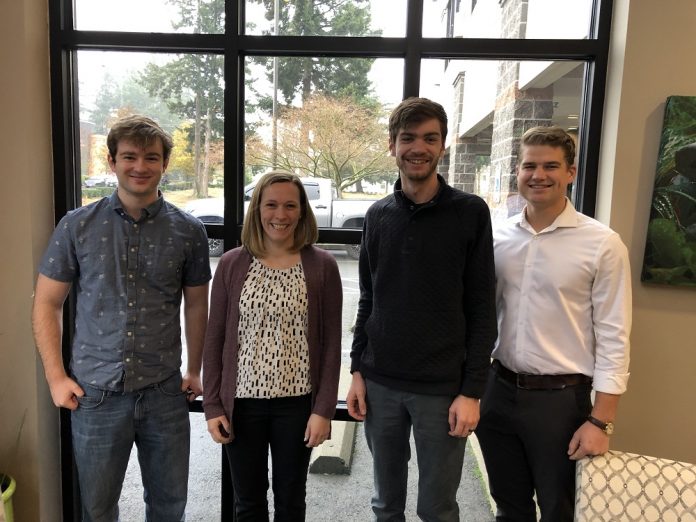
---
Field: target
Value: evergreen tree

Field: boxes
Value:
[250,0,380,106]
[137,0,225,198]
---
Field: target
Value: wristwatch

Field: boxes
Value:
[587,415,614,435]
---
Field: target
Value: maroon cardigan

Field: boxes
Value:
[202,246,343,421]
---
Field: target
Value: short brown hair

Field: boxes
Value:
[241,171,319,257]
[388,97,448,145]
[519,126,576,167]
[107,115,174,162]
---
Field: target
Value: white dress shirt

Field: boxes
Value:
[493,199,631,395]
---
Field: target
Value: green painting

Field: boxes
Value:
[642,96,696,287]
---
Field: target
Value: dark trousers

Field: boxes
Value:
[224,394,313,522]
[364,379,466,522]
[476,368,593,522]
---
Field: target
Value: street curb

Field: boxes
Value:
[308,419,357,474]
[309,365,357,475]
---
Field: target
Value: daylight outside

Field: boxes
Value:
[71,0,593,518]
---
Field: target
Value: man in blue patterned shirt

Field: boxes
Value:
[32,115,211,521]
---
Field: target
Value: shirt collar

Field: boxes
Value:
[517,197,579,234]
[108,190,165,220]
[393,174,446,207]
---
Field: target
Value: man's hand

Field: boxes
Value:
[304,414,331,448]
[346,371,367,421]
[182,372,203,402]
[448,395,480,438]
[48,375,84,410]
[568,421,610,460]
[207,415,233,444]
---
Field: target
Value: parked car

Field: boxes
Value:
[185,178,376,258]
[83,174,117,188]
[184,198,226,257]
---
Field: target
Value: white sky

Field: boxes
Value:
[75,0,445,112]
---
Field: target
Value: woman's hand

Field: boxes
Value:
[304,413,331,448]
[207,415,233,444]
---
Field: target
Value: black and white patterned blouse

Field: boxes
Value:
[235,257,312,398]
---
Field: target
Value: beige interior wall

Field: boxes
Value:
[0,0,60,520]
[598,0,696,463]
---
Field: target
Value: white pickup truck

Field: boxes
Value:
[185,177,376,258]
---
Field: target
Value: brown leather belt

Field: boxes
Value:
[492,360,592,390]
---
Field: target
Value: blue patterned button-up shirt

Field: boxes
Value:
[39,192,211,392]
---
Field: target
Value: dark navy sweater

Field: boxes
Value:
[350,176,497,398]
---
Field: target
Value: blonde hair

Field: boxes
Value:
[519,126,576,167]
[241,170,319,257]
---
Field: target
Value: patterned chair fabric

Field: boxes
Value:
[574,450,696,521]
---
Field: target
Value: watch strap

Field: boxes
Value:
[587,415,611,433]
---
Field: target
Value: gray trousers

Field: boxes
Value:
[364,379,466,522]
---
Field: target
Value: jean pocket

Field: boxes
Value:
[76,390,106,410]
[156,374,186,398]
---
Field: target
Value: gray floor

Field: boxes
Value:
[119,416,495,521]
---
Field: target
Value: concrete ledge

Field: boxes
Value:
[309,365,357,475]
[309,419,357,474]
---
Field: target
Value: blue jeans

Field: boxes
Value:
[224,394,313,522]
[71,373,190,522]
[364,379,466,522]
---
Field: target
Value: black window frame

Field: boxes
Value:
[49,1,614,519]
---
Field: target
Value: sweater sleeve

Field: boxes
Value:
[202,253,231,421]
[312,252,344,419]
[350,207,375,373]
[459,199,498,398]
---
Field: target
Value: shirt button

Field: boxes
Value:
[130,247,136,252]
[126,357,131,362]
[128,302,134,307]
[127,331,132,337]
[128,274,134,279]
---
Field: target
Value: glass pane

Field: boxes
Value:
[245,0,406,37]
[243,56,402,230]
[77,50,225,211]
[74,0,224,33]
[421,59,585,226]
[424,0,593,39]
[243,54,396,391]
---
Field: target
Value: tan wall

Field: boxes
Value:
[598,0,696,463]
[0,0,61,520]
[1,0,695,518]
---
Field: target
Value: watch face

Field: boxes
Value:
[605,422,615,435]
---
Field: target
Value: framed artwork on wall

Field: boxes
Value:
[641,95,696,287]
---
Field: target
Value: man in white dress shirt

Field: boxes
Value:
[476,126,632,521]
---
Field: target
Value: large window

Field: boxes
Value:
[50,0,614,519]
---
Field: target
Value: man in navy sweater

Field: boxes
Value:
[347,97,497,521]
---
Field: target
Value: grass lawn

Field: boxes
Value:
[162,187,224,208]
[82,187,224,208]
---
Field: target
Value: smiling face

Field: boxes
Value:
[108,138,167,205]
[389,118,445,183]
[259,181,302,251]
[517,144,576,216]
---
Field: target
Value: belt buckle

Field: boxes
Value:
[515,374,528,389]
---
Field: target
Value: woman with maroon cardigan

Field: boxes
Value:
[202,171,343,521]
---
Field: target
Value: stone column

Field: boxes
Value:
[489,0,553,208]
